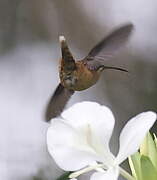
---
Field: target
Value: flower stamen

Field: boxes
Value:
[69,164,105,179]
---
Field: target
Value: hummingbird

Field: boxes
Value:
[45,23,133,121]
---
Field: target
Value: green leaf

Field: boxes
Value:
[141,155,157,180]
[56,172,72,180]
[153,133,157,148]
[140,132,157,170]
[129,152,142,180]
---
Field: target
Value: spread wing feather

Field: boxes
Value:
[84,23,134,70]
[45,83,74,122]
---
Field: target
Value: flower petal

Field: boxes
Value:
[116,111,157,164]
[47,118,101,171]
[62,101,115,155]
[90,167,119,180]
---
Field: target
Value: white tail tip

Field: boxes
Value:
[59,35,65,42]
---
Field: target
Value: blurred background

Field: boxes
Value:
[0,0,157,179]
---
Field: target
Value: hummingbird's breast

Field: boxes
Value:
[60,60,101,91]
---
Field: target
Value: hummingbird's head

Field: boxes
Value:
[59,35,76,71]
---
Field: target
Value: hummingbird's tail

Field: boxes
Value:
[59,35,76,71]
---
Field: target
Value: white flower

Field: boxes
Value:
[47,101,156,180]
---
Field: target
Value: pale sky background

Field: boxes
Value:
[0,0,157,180]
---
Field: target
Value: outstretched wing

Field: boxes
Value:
[45,83,74,122]
[84,23,134,70]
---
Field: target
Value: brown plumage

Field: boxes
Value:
[45,23,134,121]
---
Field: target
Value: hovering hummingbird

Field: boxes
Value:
[45,23,133,121]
